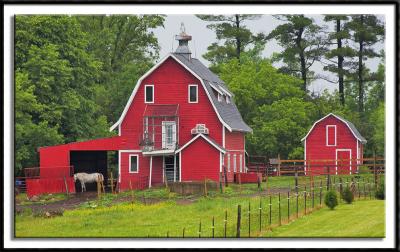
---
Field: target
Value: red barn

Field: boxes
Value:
[301,113,367,175]
[30,27,252,196]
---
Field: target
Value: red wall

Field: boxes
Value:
[223,128,246,181]
[305,115,360,175]
[180,137,221,182]
[120,57,223,150]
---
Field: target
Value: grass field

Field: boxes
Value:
[262,200,385,237]
[15,184,384,238]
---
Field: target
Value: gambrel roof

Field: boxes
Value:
[110,53,252,133]
[301,113,367,143]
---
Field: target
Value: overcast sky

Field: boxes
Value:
[153,14,384,94]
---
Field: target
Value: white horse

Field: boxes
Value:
[73,172,104,192]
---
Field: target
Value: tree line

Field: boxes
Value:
[14,14,384,175]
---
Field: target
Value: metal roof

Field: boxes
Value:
[172,53,252,132]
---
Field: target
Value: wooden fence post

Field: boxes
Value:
[199,220,202,238]
[110,172,114,194]
[97,177,101,200]
[224,210,228,238]
[373,152,377,189]
[259,198,262,232]
[278,192,281,226]
[269,195,272,227]
[319,180,322,206]
[358,179,361,199]
[363,178,367,199]
[339,177,343,202]
[296,191,299,218]
[236,205,241,238]
[248,201,251,237]
[287,191,290,222]
[63,176,69,197]
[295,166,299,195]
[219,172,223,193]
[212,216,215,238]
[327,165,331,190]
[224,165,228,187]
[304,186,307,215]
[278,154,281,176]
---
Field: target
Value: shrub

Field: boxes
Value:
[324,190,338,210]
[341,187,354,204]
[375,183,385,200]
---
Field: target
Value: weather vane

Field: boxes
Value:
[180,22,186,34]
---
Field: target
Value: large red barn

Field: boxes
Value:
[302,113,367,175]
[29,28,252,196]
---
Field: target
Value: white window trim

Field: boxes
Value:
[144,84,154,104]
[218,93,222,102]
[239,154,243,173]
[227,153,231,172]
[188,84,198,103]
[233,154,237,172]
[326,125,337,146]
[129,154,139,173]
[225,96,230,104]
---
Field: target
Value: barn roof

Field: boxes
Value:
[143,104,179,117]
[301,113,367,143]
[110,53,252,133]
[175,133,226,154]
[172,53,252,132]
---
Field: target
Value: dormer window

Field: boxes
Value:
[218,93,222,102]
[188,84,198,103]
[145,85,154,103]
[226,96,230,104]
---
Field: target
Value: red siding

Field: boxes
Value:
[181,137,221,182]
[305,115,361,175]
[120,57,223,150]
[224,129,246,180]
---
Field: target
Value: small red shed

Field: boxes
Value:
[301,113,367,175]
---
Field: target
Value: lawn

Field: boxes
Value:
[262,200,385,238]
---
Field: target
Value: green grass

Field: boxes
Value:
[262,200,385,237]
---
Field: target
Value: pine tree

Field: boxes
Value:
[323,15,355,106]
[196,14,264,72]
[345,15,384,113]
[267,15,326,92]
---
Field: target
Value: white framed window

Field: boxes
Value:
[239,154,243,172]
[162,121,176,149]
[227,153,231,172]
[188,84,198,103]
[129,154,139,173]
[326,125,337,146]
[226,96,230,104]
[218,93,222,102]
[145,85,154,103]
[233,154,237,172]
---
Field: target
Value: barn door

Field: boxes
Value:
[336,150,351,175]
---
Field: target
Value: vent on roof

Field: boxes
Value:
[191,124,209,135]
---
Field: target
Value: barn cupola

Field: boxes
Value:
[175,22,192,60]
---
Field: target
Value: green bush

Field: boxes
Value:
[341,187,354,204]
[375,183,385,200]
[324,190,338,210]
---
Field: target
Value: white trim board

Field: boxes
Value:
[188,84,198,103]
[175,133,226,154]
[326,125,337,146]
[301,113,366,143]
[335,149,352,175]
[128,154,139,174]
[109,53,233,132]
[144,84,154,104]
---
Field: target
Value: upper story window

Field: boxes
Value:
[226,96,230,104]
[145,85,154,103]
[188,84,198,103]
[218,93,222,102]
[326,125,336,146]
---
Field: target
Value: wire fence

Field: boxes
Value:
[148,172,383,238]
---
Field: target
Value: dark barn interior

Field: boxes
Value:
[70,151,108,192]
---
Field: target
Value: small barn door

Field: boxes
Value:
[162,121,176,149]
[336,149,351,175]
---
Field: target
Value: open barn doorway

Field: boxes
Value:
[70,151,108,192]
